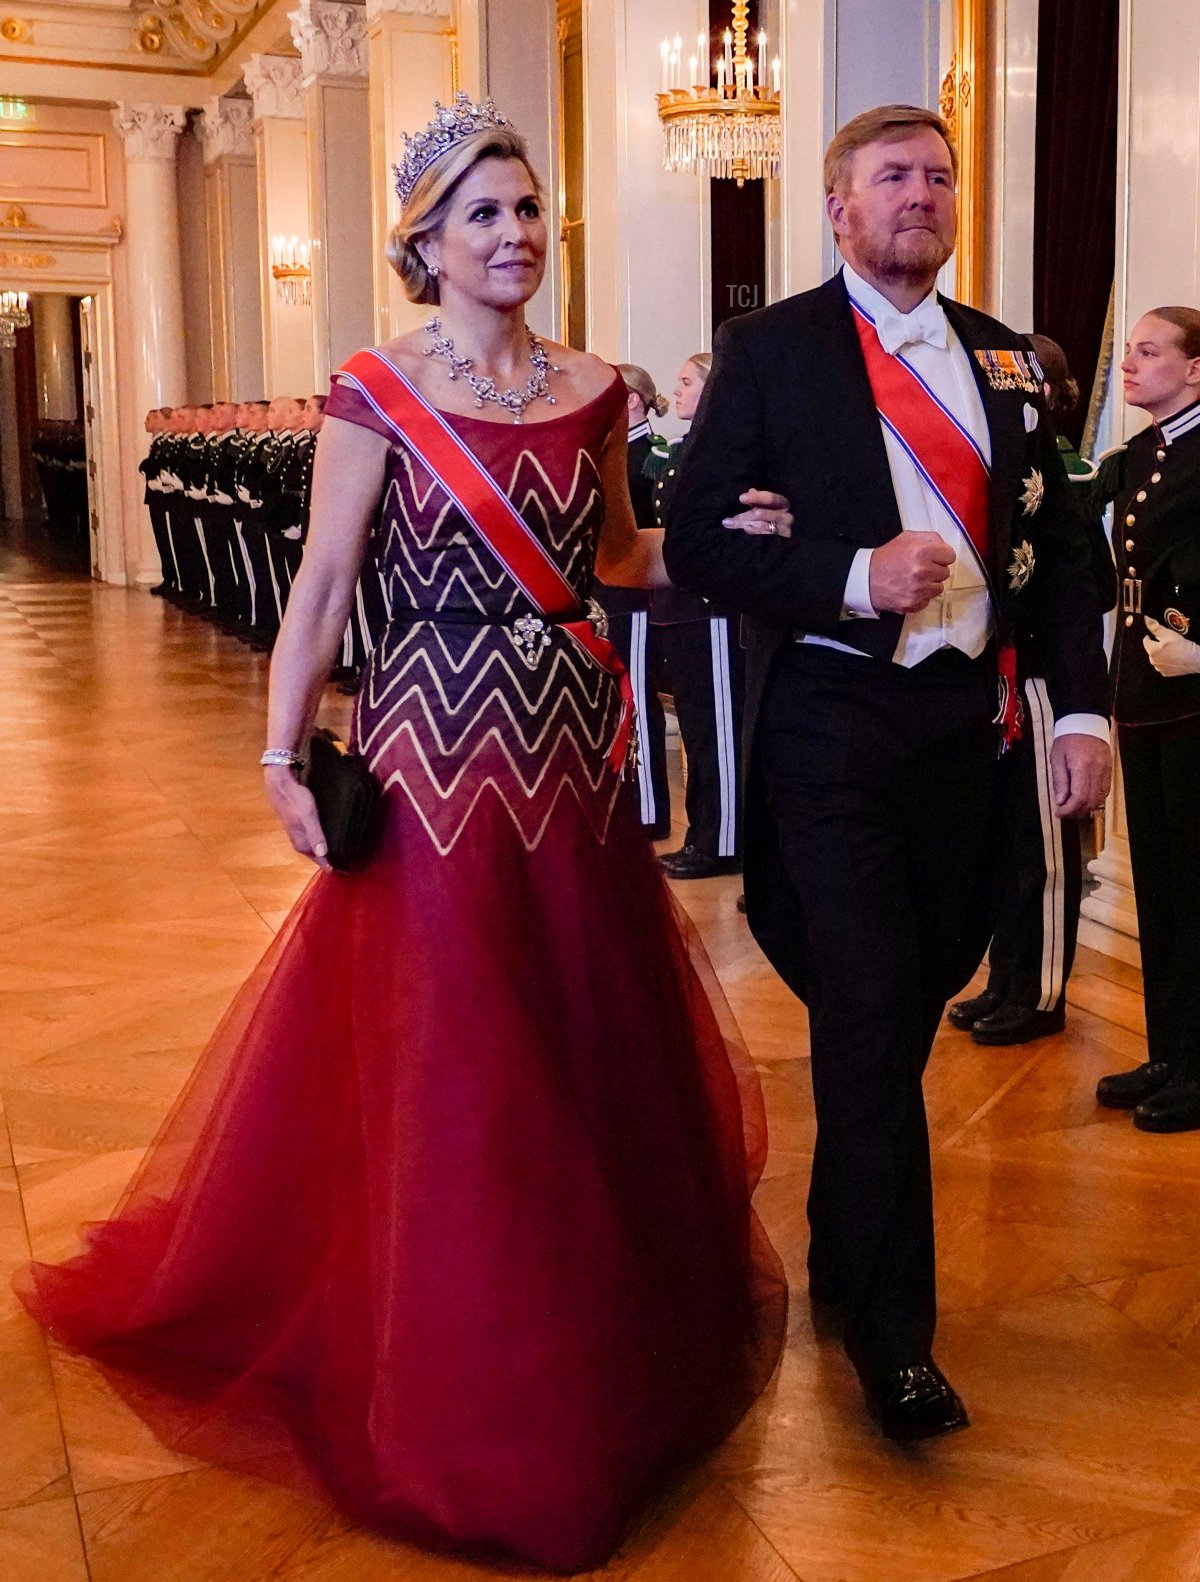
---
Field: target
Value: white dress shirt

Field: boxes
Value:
[802,265,1107,744]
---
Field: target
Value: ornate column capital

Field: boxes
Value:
[244,54,305,120]
[364,0,450,22]
[198,98,256,163]
[288,0,368,82]
[111,103,187,162]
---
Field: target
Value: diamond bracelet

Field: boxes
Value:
[261,748,305,771]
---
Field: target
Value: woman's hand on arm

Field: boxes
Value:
[263,413,389,867]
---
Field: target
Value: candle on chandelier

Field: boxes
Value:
[660,38,669,93]
[716,55,726,95]
[688,54,698,88]
[757,30,767,92]
[723,28,733,83]
[772,56,781,94]
[698,32,708,82]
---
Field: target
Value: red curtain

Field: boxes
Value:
[1033,0,1119,446]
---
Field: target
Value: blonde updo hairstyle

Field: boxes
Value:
[618,363,669,419]
[386,126,545,307]
[686,352,713,379]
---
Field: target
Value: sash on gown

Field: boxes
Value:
[335,348,637,774]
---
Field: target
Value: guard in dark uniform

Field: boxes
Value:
[592,364,671,840]
[651,353,745,878]
[202,401,245,632]
[139,409,179,599]
[950,335,1119,1043]
[1094,306,1200,1132]
[233,401,280,641]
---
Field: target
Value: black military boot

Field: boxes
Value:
[1134,1062,1200,1133]
[1096,1061,1176,1111]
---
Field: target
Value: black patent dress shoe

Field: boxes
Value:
[947,989,1002,1031]
[1096,1060,1176,1111]
[657,846,743,880]
[149,582,168,597]
[1134,1069,1200,1133]
[866,1362,970,1442]
[970,1004,1065,1046]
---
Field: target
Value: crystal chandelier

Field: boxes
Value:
[270,236,312,308]
[657,2,781,187]
[0,289,30,348]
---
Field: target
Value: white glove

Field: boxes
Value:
[1144,615,1200,677]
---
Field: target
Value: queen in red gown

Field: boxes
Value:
[16,98,784,1574]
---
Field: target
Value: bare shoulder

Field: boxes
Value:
[376,329,428,377]
[542,342,620,406]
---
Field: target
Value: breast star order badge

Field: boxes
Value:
[1008,539,1036,592]
[1019,468,1045,517]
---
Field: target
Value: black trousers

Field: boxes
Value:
[167,500,210,609]
[1119,717,1200,1069]
[608,610,670,840]
[147,496,179,593]
[986,677,1083,1012]
[760,643,1001,1377]
[202,506,244,627]
[658,616,744,858]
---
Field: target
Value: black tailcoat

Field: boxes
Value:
[664,272,1108,1001]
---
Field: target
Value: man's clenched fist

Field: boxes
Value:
[868,530,956,614]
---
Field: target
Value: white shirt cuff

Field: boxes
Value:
[842,547,878,620]
[1052,713,1110,745]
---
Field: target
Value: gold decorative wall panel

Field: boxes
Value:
[0,131,108,209]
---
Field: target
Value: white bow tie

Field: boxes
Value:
[873,299,948,356]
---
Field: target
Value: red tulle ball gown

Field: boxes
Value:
[16,368,785,1573]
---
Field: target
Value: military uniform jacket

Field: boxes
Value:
[138,434,165,502]
[1108,406,1200,726]
[662,270,1109,999]
[593,421,662,617]
[650,433,740,624]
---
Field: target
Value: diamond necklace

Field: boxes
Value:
[422,317,560,424]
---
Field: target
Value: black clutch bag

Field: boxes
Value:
[303,729,381,870]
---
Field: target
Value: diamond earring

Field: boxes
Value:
[428,263,440,277]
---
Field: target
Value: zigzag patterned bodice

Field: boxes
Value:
[327,372,628,854]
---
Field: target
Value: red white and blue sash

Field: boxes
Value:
[850,299,993,584]
[335,348,636,773]
[850,300,1023,746]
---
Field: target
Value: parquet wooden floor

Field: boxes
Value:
[3,562,1199,1582]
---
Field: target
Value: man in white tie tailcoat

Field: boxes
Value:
[664,105,1111,1441]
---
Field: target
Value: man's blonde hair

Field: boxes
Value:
[823,104,958,197]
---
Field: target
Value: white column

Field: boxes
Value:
[778,0,837,296]
[245,54,318,398]
[581,0,708,408]
[198,97,266,402]
[112,102,188,587]
[366,0,454,345]
[289,0,375,384]
[33,294,79,422]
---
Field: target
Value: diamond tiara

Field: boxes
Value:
[392,92,515,211]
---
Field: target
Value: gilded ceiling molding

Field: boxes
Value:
[289,0,368,80]
[136,0,264,65]
[364,0,450,21]
[243,53,304,119]
[198,96,256,161]
[111,102,188,161]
